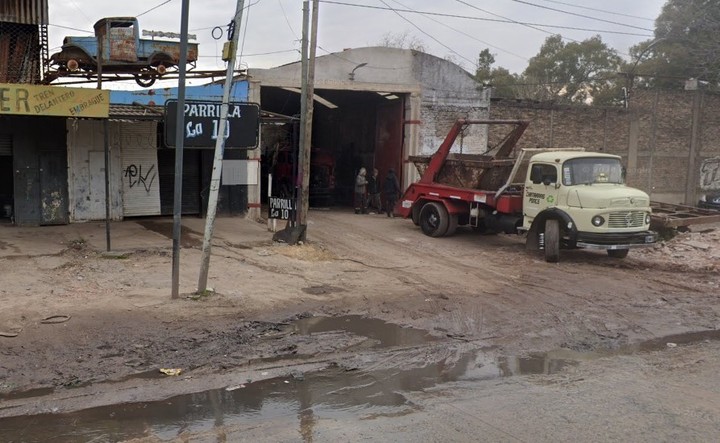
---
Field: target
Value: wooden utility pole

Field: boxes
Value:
[297,0,319,237]
[171,0,192,299]
[197,0,245,293]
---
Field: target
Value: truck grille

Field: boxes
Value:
[608,211,645,228]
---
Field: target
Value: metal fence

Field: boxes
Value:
[0,21,46,84]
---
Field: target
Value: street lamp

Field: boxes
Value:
[349,62,367,81]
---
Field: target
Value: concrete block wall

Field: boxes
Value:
[491,89,720,204]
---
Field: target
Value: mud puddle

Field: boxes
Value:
[2,324,719,441]
[290,315,437,348]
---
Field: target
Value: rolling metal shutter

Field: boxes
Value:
[0,134,11,156]
[121,122,161,216]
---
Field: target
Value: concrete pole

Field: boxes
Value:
[296,1,309,228]
[96,27,111,252]
[197,0,245,292]
[171,0,191,299]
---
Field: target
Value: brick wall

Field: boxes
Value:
[490,90,720,204]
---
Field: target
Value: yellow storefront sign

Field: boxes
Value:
[0,83,109,118]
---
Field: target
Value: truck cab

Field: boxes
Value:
[522,151,657,262]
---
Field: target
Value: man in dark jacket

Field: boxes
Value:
[383,168,401,217]
[366,168,382,214]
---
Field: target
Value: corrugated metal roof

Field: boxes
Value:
[109,104,164,121]
[0,0,48,25]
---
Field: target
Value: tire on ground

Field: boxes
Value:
[445,214,459,236]
[420,202,449,237]
[544,219,560,263]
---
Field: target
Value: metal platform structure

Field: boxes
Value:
[650,201,720,229]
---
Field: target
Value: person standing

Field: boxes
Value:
[354,167,368,214]
[366,168,382,214]
[383,168,401,217]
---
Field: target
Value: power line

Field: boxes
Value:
[534,0,655,21]
[279,0,300,41]
[378,0,476,66]
[509,0,653,32]
[453,0,561,40]
[48,23,92,33]
[318,1,651,37]
[137,0,176,18]
[388,0,528,62]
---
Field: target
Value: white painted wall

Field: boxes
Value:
[67,119,123,221]
[67,120,159,221]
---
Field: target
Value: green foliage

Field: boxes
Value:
[631,0,720,89]
[521,35,623,104]
[474,49,522,99]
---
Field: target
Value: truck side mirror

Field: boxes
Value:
[542,176,554,186]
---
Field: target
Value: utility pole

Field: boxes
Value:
[171,0,191,299]
[197,0,245,292]
[97,25,111,252]
[297,0,319,236]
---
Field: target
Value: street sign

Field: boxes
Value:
[268,196,296,220]
[164,100,259,149]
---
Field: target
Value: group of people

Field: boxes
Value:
[354,167,401,217]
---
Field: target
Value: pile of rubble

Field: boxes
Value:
[635,223,720,272]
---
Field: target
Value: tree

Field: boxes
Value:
[474,49,521,99]
[522,35,623,104]
[631,0,720,89]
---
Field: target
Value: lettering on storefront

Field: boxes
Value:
[0,83,109,118]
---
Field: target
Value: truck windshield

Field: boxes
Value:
[562,157,624,185]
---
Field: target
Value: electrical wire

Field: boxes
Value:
[388,0,528,62]
[509,0,654,32]
[378,0,476,66]
[534,0,655,21]
[48,23,93,33]
[279,0,300,41]
[453,0,574,41]
[137,0,176,18]
[318,1,651,37]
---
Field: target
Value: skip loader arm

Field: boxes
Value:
[417,119,529,185]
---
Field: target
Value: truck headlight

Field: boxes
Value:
[591,215,605,227]
[645,213,651,225]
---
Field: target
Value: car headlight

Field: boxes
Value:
[591,215,605,227]
[645,213,651,225]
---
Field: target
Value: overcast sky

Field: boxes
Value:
[48,0,667,86]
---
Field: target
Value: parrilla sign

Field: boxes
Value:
[268,197,295,220]
[0,83,109,118]
[164,99,260,149]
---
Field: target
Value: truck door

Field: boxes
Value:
[524,163,560,223]
[106,19,138,63]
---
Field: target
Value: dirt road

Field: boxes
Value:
[0,211,719,440]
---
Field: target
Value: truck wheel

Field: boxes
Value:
[607,249,629,258]
[411,204,421,226]
[446,214,459,236]
[544,219,560,263]
[420,202,449,237]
